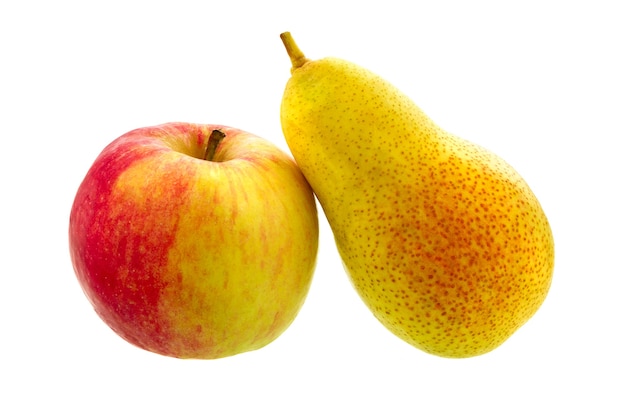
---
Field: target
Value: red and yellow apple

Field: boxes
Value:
[69,122,319,359]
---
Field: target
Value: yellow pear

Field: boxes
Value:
[279,32,554,358]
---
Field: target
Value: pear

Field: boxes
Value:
[279,32,554,358]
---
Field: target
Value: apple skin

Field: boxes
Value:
[69,122,319,359]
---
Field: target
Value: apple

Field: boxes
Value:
[69,122,319,359]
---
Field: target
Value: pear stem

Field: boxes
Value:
[204,129,226,161]
[280,32,309,71]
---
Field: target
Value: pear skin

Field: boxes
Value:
[279,32,554,358]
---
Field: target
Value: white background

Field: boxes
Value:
[2,1,625,415]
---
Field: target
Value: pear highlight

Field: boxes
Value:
[279,32,554,358]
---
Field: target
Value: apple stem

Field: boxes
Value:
[280,32,309,71]
[204,130,226,161]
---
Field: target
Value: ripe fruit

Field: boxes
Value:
[279,32,554,358]
[69,122,319,359]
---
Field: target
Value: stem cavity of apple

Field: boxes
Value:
[204,130,226,161]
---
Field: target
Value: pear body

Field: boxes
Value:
[280,52,554,358]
